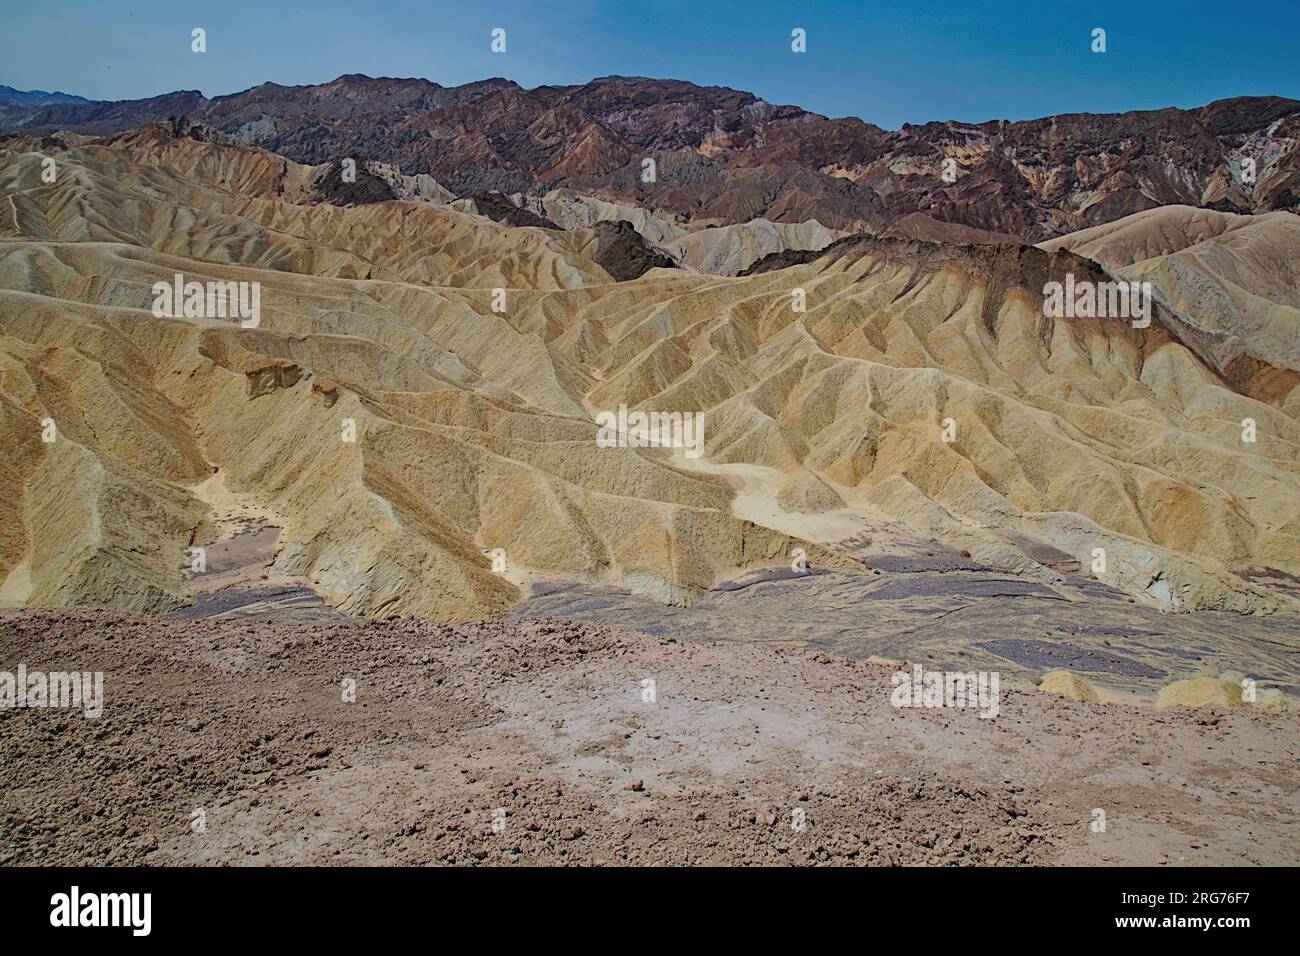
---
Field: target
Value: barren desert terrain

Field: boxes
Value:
[0,72,1297,868]
[2,608,1296,866]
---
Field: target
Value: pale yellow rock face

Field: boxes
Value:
[659,218,845,275]
[539,189,687,245]
[1039,205,1300,372]
[537,189,845,276]
[1,132,1297,619]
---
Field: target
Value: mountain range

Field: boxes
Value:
[3,74,1298,241]
[0,85,91,108]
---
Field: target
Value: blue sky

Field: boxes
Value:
[3,0,1298,129]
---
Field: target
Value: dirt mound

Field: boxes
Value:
[1155,671,1289,711]
[1039,670,1100,703]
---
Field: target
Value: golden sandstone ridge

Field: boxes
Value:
[1,128,1297,619]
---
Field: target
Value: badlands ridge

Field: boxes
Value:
[0,123,1298,624]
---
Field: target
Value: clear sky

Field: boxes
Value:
[3,0,1298,129]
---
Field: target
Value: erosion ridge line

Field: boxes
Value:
[3,75,1298,240]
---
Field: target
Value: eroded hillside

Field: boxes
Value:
[1,128,1297,618]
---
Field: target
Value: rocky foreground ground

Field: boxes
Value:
[1,609,1295,866]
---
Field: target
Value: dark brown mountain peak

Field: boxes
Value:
[1194,95,1300,135]
[311,156,398,205]
[466,192,559,229]
[589,219,678,280]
